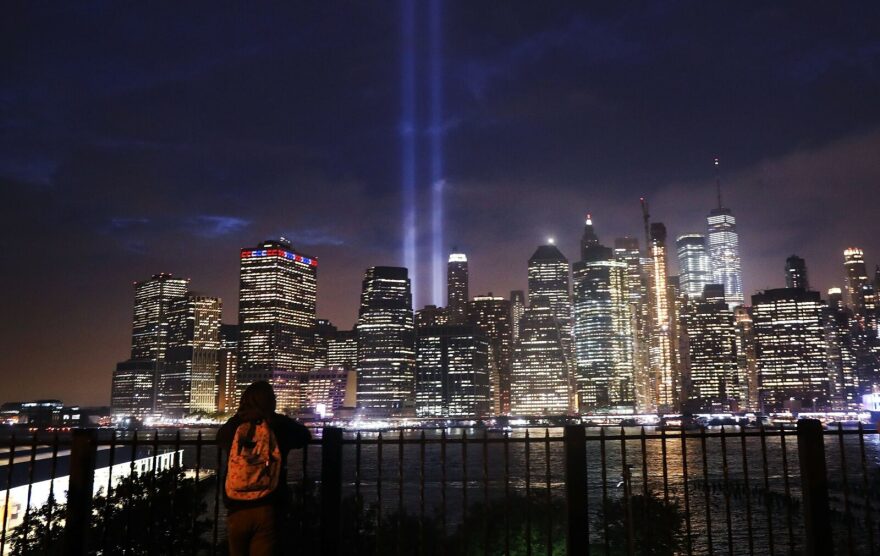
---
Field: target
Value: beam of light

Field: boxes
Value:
[400,0,418,302]
[429,0,444,307]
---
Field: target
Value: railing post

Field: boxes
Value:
[63,428,98,556]
[564,424,587,555]
[797,419,833,556]
[320,427,344,556]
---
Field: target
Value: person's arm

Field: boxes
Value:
[276,415,311,450]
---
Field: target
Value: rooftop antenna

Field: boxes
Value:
[714,156,722,209]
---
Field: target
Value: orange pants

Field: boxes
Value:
[227,505,278,556]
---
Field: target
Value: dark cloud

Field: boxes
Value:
[1,2,879,405]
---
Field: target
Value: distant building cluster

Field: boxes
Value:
[110,192,880,419]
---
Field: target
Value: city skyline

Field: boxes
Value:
[4,3,880,406]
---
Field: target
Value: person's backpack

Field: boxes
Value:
[225,419,282,501]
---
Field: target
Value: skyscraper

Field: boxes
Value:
[468,294,513,415]
[752,288,828,411]
[356,266,416,415]
[676,234,712,299]
[647,223,678,411]
[447,252,469,324]
[216,324,239,414]
[327,329,358,371]
[415,325,491,418]
[843,247,877,330]
[614,237,652,411]
[312,319,338,370]
[733,306,759,410]
[510,305,572,415]
[579,214,600,262]
[572,218,633,411]
[510,290,526,342]
[415,305,449,328]
[159,294,222,417]
[823,288,860,408]
[112,273,189,416]
[527,243,573,372]
[785,255,809,290]
[706,160,744,307]
[681,288,737,411]
[237,238,318,412]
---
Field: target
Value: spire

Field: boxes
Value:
[714,157,722,209]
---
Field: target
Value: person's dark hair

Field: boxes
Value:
[237,380,276,422]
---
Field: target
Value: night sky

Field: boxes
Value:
[3,2,880,406]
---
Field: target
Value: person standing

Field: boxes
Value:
[217,381,310,556]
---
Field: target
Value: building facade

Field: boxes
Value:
[707,204,744,308]
[510,305,572,415]
[237,238,318,412]
[415,325,491,418]
[676,234,712,299]
[468,295,513,415]
[447,252,469,325]
[682,291,737,411]
[355,266,416,415]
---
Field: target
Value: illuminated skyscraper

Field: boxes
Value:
[681,288,737,411]
[527,243,573,371]
[312,319,337,370]
[468,294,513,415]
[706,160,744,307]
[415,325,491,418]
[647,223,678,411]
[237,238,317,412]
[510,290,526,342]
[216,324,239,414]
[159,294,222,417]
[303,367,357,417]
[579,214,600,262]
[130,273,190,361]
[572,218,633,411]
[733,306,759,410]
[676,234,712,299]
[510,305,572,415]
[112,272,189,416]
[785,255,809,290]
[752,288,829,411]
[447,252,469,324]
[614,237,652,411]
[843,247,877,331]
[327,329,358,371]
[356,266,416,415]
[824,288,860,408]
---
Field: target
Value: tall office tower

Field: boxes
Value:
[468,294,513,415]
[752,288,829,411]
[112,273,189,416]
[159,294,222,417]
[528,243,573,377]
[237,239,317,412]
[217,324,239,414]
[647,223,678,411]
[614,237,652,411]
[824,288,859,408]
[572,223,633,411]
[510,305,572,415]
[844,247,870,312]
[510,290,526,342]
[111,360,157,417]
[733,306,759,410]
[579,214,600,262]
[312,319,338,370]
[356,266,416,415]
[447,252,469,324]
[327,329,358,371]
[130,273,190,360]
[676,235,712,299]
[706,162,744,308]
[785,255,810,290]
[416,305,449,328]
[681,287,737,411]
[415,325,491,418]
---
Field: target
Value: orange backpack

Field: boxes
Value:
[225,420,282,501]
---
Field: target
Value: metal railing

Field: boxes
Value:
[0,420,877,555]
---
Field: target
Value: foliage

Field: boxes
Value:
[9,467,212,555]
[595,493,685,556]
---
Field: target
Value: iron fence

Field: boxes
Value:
[0,421,877,555]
